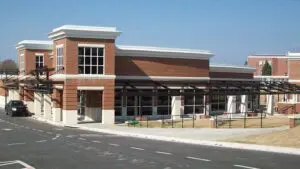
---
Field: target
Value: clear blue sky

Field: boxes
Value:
[0,0,300,65]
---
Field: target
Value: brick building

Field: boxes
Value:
[0,25,257,125]
[248,52,300,114]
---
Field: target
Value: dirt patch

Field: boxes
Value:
[226,126,300,148]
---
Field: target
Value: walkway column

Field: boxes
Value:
[102,86,115,124]
[62,81,77,125]
[24,89,34,114]
[43,94,52,120]
[171,96,183,120]
[34,92,42,117]
[227,96,236,113]
[204,95,210,115]
[266,95,274,115]
[0,81,8,108]
[85,91,102,122]
[240,95,248,114]
[52,88,62,122]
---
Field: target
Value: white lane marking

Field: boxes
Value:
[186,156,211,162]
[0,162,16,166]
[8,142,26,146]
[52,134,61,140]
[36,140,47,143]
[234,164,260,169]
[66,135,76,138]
[32,129,37,131]
[92,140,102,143]
[78,138,86,140]
[155,151,172,155]
[130,147,144,151]
[37,130,43,132]
[108,143,120,147]
[46,132,52,134]
[2,128,12,131]
[25,126,30,129]
[53,128,62,131]
[0,160,16,164]
[16,160,36,169]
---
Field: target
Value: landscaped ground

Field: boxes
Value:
[226,126,300,148]
[126,116,289,128]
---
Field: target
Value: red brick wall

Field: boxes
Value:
[247,57,288,76]
[52,38,115,75]
[209,72,253,79]
[116,56,209,77]
[0,81,8,96]
[20,49,52,75]
[288,60,300,79]
[52,88,62,108]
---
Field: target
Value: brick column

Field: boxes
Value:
[102,86,115,124]
[62,80,77,125]
[52,88,63,122]
[0,81,8,108]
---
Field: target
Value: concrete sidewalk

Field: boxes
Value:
[31,117,300,156]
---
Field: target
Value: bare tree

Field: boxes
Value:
[0,59,18,74]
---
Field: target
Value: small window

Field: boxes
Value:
[78,46,104,74]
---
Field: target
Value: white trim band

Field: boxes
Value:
[78,44,105,48]
[50,74,116,80]
[116,76,210,81]
[77,86,104,90]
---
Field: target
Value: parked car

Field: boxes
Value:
[5,100,28,117]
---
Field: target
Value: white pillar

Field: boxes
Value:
[266,95,274,115]
[8,90,13,102]
[85,107,102,122]
[24,101,34,114]
[34,92,42,117]
[52,108,62,122]
[13,90,19,100]
[43,94,52,120]
[227,96,236,113]
[102,109,115,124]
[63,110,77,125]
[0,95,6,108]
[204,95,210,115]
[171,96,182,120]
[292,94,298,103]
[240,95,248,114]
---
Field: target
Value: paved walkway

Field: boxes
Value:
[74,123,288,141]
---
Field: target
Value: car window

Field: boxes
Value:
[11,101,24,106]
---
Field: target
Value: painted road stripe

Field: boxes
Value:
[36,140,47,143]
[8,142,26,146]
[37,130,43,132]
[155,151,172,155]
[52,134,61,140]
[186,156,211,162]
[108,143,120,147]
[234,164,260,169]
[46,132,53,134]
[130,147,144,151]
[2,128,12,131]
[92,140,102,143]
[78,138,86,141]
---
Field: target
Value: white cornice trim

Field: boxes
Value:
[50,74,116,80]
[116,45,213,60]
[210,78,256,81]
[116,76,210,81]
[35,53,44,56]
[254,76,289,79]
[210,64,255,73]
[48,25,121,41]
[54,85,63,89]
[77,86,104,90]
[289,80,300,83]
[16,40,52,50]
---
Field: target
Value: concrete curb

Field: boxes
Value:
[73,125,300,156]
[30,116,64,127]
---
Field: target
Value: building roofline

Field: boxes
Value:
[48,25,121,40]
[210,63,255,73]
[16,40,53,50]
[116,45,213,60]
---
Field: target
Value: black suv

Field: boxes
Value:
[5,100,28,117]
